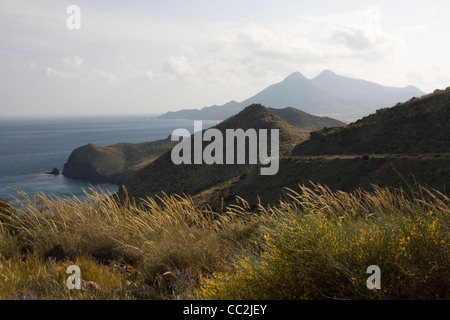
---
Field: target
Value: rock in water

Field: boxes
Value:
[44,167,60,175]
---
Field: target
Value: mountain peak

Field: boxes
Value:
[241,103,267,113]
[214,103,310,156]
[315,69,337,79]
[217,103,275,130]
[284,71,307,81]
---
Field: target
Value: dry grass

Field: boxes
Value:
[0,187,269,299]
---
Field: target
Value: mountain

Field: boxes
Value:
[62,105,339,184]
[194,89,450,209]
[63,138,177,184]
[292,87,450,156]
[267,107,346,132]
[121,91,449,210]
[213,104,310,156]
[119,104,310,201]
[157,70,424,122]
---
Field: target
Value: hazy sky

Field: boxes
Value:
[1,0,449,117]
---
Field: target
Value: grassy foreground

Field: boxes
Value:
[0,184,448,300]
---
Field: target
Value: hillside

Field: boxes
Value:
[292,87,450,156]
[120,104,310,201]
[158,70,424,122]
[193,155,450,210]
[62,105,342,184]
[267,107,346,131]
[65,88,449,211]
[213,104,310,156]
[122,90,449,210]
[63,138,177,183]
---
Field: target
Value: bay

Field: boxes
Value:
[0,115,219,204]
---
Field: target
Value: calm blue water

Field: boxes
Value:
[0,115,219,204]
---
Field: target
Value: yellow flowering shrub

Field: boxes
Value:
[200,191,449,300]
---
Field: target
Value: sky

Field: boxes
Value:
[1,0,449,118]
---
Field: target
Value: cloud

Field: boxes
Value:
[93,69,120,85]
[119,54,155,81]
[334,26,385,51]
[163,56,197,82]
[1,1,400,90]
[46,57,83,80]
[236,23,322,61]
[139,70,154,81]
[62,56,83,68]
[47,56,121,85]
[162,6,403,88]
[2,0,448,117]
[45,67,74,79]
[406,66,450,91]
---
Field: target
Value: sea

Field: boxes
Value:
[0,115,219,205]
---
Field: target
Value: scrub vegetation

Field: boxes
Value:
[0,183,448,300]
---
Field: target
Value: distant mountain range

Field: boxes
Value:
[157,70,424,122]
